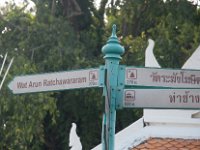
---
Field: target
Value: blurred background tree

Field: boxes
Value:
[0,0,200,149]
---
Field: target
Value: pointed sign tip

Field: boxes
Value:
[8,80,13,90]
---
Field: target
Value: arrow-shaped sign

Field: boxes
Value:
[8,68,99,94]
[125,67,200,88]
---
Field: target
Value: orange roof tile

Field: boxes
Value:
[131,138,200,150]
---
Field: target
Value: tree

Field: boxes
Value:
[1,0,200,149]
[106,0,200,68]
[0,6,59,150]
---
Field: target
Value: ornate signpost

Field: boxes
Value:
[101,25,124,150]
[8,25,200,150]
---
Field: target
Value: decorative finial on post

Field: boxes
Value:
[111,24,117,38]
[102,24,125,59]
[101,24,124,150]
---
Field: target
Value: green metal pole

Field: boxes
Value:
[101,25,124,150]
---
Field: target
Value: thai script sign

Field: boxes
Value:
[123,89,200,109]
[125,67,200,88]
[8,68,99,94]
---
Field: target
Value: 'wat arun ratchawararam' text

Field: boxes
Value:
[150,71,200,84]
[17,77,87,89]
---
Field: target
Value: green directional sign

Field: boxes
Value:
[8,68,99,94]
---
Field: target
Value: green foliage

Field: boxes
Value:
[147,1,200,68]
[1,0,200,149]
[61,88,103,149]
[1,1,103,149]
[108,0,200,68]
[121,34,147,66]
[0,59,58,150]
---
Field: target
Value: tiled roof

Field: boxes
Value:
[131,138,200,150]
